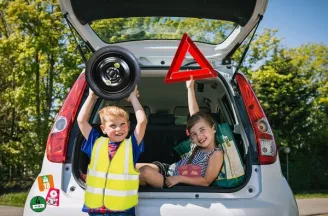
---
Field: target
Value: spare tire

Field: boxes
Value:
[86,46,140,100]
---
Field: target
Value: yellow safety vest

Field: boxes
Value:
[84,137,139,211]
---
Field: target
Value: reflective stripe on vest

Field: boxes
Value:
[87,170,139,181]
[84,136,139,211]
[86,186,138,196]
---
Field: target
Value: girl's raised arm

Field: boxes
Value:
[186,76,199,116]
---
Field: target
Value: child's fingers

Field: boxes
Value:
[165,178,170,186]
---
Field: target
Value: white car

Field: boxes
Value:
[24,0,298,215]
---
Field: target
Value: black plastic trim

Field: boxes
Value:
[70,0,257,27]
[222,14,263,67]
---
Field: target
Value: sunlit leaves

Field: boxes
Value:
[0,0,81,185]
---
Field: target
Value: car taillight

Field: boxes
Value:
[235,73,277,165]
[46,73,87,163]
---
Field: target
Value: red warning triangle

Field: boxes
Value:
[164,33,217,84]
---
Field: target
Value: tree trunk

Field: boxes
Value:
[35,51,41,146]
[47,54,54,121]
[10,64,15,138]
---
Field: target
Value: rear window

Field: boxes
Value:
[90,17,236,45]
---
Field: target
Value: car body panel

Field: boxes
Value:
[23,156,85,216]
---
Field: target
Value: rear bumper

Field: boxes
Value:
[137,182,298,216]
[139,198,297,216]
[136,191,298,216]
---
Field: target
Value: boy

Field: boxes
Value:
[77,86,147,216]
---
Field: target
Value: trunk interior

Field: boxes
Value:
[71,70,251,192]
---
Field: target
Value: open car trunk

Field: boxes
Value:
[71,68,256,193]
[58,0,268,62]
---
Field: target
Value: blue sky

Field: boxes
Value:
[258,0,328,48]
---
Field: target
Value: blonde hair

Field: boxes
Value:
[98,106,129,124]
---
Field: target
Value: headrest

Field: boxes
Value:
[211,113,223,124]
[174,106,210,116]
[124,106,151,116]
[149,113,175,125]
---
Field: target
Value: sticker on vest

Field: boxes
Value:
[46,188,60,206]
[37,175,54,192]
[178,165,202,177]
[30,196,47,212]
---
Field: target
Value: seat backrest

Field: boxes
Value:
[148,113,175,125]
[138,113,187,164]
[211,112,224,124]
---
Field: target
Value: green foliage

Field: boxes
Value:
[240,29,328,190]
[294,191,328,199]
[0,0,82,186]
[0,192,28,207]
[287,150,328,190]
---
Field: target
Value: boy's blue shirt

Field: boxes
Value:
[81,128,144,215]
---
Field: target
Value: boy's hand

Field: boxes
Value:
[125,86,139,102]
[186,76,195,89]
[89,88,99,99]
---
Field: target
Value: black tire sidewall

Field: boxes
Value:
[86,46,140,100]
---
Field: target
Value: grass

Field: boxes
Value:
[295,192,328,199]
[294,190,328,199]
[0,192,28,207]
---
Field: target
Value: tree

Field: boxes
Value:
[239,30,328,190]
[0,0,83,189]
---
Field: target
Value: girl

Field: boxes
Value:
[138,77,224,188]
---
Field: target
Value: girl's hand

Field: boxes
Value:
[125,85,139,102]
[165,176,181,188]
[186,75,194,89]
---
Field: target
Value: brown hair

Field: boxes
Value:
[186,111,216,133]
[98,106,129,124]
[186,111,216,164]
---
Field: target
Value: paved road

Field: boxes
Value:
[297,198,328,216]
[0,206,23,216]
[1,199,328,216]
